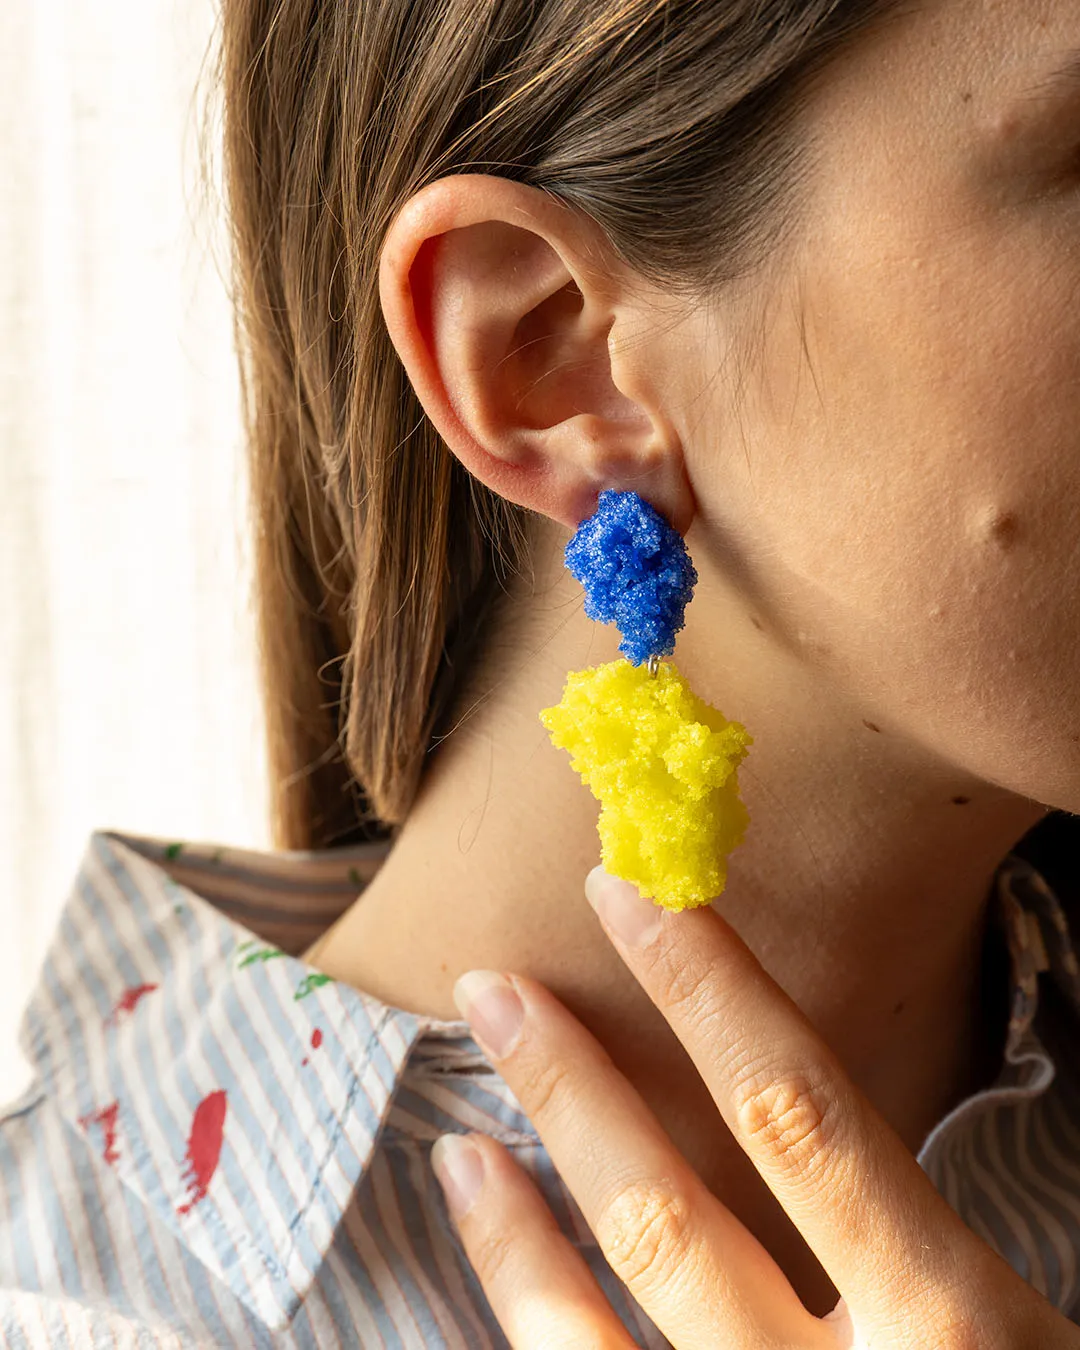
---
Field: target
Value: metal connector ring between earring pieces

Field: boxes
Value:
[648,654,660,678]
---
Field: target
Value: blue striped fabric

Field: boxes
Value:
[0,828,1078,1346]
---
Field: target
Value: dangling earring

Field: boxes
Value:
[539,489,752,913]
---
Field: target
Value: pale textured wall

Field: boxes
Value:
[0,0,271,1105]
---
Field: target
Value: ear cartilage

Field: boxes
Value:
[539,489,753,913]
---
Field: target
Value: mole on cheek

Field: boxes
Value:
[970,505,1022,550]
[988,510,1020,547]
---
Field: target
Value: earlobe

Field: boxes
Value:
[378,174,694,535]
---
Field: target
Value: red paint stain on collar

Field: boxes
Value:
[107,983,159,1027]
[77,1101,120,1166]
[177,1089,227,1216]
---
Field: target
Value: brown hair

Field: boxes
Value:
[212,0,921,853]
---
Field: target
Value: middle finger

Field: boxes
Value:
[451,967,827,1349]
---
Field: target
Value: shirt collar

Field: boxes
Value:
[20,830,1079,1330]
[913,850,1079,1169]
[19,830,470,1330]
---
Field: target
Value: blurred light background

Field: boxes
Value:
[0,1,270,1103]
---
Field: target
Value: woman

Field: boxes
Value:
[3,0,1080,1343]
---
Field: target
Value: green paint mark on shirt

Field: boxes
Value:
[164,843,184,861]
[237,946,285,969]
[348,867,363,889]
[295,972,332,1001]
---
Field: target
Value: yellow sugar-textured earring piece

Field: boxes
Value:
[538,489,752,912]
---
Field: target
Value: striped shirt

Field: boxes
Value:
[0,829,1079,1347]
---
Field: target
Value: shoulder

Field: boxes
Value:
[0,1286,210,1348]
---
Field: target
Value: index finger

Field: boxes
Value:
[584,866,1016,1338]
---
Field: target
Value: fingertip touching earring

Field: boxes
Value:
[539,489,753,913]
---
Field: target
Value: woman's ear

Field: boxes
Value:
[378,174,695,534]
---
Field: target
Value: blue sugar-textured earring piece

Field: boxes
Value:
[563,489,698,665]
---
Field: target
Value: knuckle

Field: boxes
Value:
[464,1212,519,1289]
[941,1332,991,1350]
[932,1314,996,1350]
[732,1067,837,1176]
[652,956,717,1031]
[595,1175,700,1295]
[520,1052,580,1129]
[925,1287,1016,1350]
[882,1262,1002,1350]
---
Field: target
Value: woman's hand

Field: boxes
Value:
[431,866,1080,1349]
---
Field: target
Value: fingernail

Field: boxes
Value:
[585,866,663,949]
[432,1133,484,1219]
[452,970,525,1059]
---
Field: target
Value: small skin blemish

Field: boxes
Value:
[750,616,764,631]
[862,720,881,734]
[969,505,1022,555]
[971,505,1021,549]
[983,108,1022,146]
[952,795,971,805]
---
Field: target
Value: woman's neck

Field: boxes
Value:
[303,519,1044,1312]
